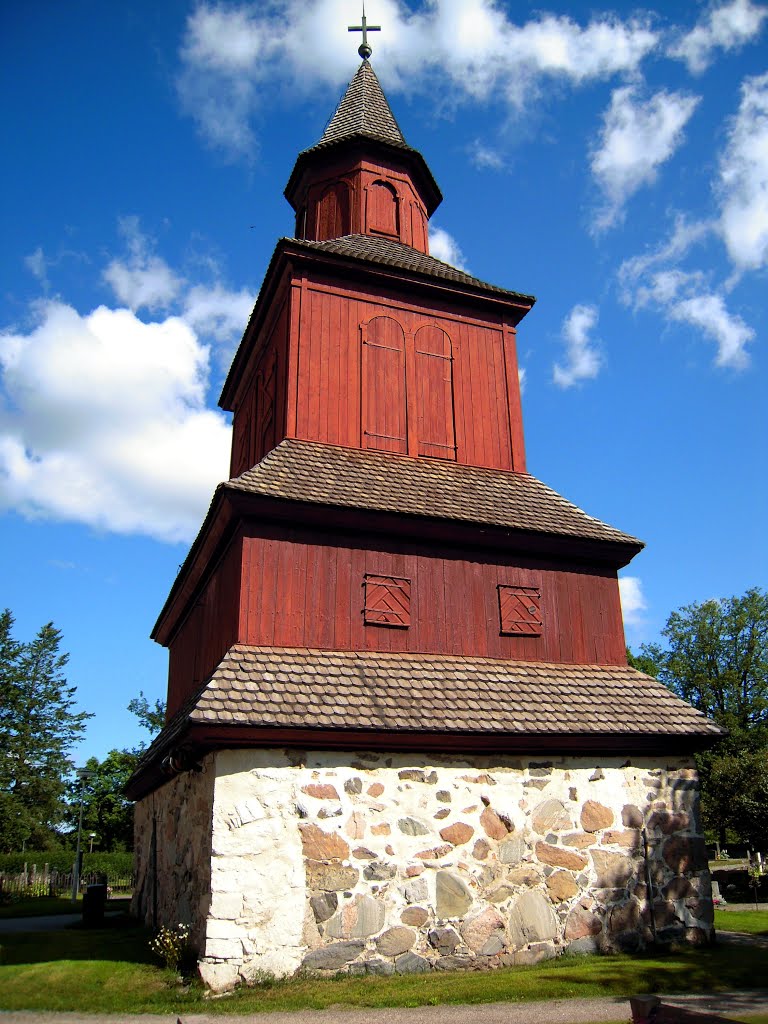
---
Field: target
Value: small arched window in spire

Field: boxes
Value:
[315,182,350,239]
[368,180,399,238]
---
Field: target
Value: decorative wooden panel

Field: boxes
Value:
[363,574,411,627]
[361,316,407,453]
[498,585,542,636]
[316,183,350,239]
[368,180,399,237]
[415,324,456,460]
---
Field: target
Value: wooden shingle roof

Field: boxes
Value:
[288,234,536,304]
[193,646,723,739]
[225,439,642,549]
[126,645,724,797]
[314,60,408,150]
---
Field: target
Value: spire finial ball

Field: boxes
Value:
[358,42,372,59]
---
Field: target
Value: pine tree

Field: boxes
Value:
[0,611,92,851]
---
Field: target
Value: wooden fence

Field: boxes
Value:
[0,863,134,899]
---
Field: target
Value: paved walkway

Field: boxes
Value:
[1,991,767,1024]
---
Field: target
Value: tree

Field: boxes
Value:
[640,588,768,846]
[127,690,166,744]
[65,749,137,852]
[641,588,768,749]
[0,611,92,852]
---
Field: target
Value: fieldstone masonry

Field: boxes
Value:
[132,747,713,991]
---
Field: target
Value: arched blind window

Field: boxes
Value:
[368,180,399,237]
[316,183,350,239]
[361,316,407,454]
[414,325,455,460]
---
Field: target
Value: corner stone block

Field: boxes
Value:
[208,891,243,919]
[198,960,240,992]
[205,937,243,959]
[435,870,474,918]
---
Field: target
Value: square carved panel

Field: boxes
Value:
[364,574,411,628]
[498,585,542,636]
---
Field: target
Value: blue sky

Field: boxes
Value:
[2,0,767,765]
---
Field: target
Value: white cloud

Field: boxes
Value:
[518,366,527,393]
[553,304,602,388]
[668,292,754,369]
[0,301,232,544]
[591,86,700,230]
[428,225,468,270]
[182,283,254,346]
[469,140,504,170]
[103,217,183,312]
[717,71,768,272]
[669,0,768,74]
[24,247,49,289]
[619,576,647,629]
[621,254,754,369]
[177,1,659,158]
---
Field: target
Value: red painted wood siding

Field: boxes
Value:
[229,299,290,477]
[166,537,243,715]
[293,278,521,471]
[239,527,627,664]
[297,154,430,250]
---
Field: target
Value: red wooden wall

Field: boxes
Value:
[166,537,243,716]
[294,154,430,251]
[238,525,626,665]
[230,297,290,478]
[290,275,525,472]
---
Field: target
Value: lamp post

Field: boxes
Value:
[71,768,94,904]
[89,833,96,854]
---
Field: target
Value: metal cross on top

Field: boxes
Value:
[348,3,380,60]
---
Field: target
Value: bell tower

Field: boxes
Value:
[284,60,441,251]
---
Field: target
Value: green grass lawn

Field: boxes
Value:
[715,909,768,935]
[0,915,767,1015]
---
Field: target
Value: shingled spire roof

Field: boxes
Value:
[284,61,442,214]
[317,59,407,149]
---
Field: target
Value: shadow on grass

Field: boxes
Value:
[0,913,156,966]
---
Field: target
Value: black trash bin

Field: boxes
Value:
[82,883,107,926]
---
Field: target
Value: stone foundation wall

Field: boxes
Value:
[197,748,713,990]
[132,755,216,955]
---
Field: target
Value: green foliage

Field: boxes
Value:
[149,923,191,972]
[640,588,768,846]
[640,587,768,746]
[0,611,92,853]
[65,750,138,852]
[626,645,660,677]
[127,691,166,747]
[0,850,133,878]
